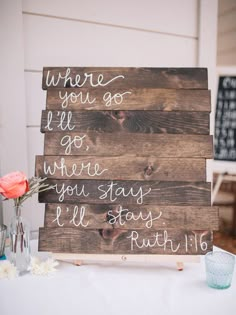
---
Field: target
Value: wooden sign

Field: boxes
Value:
[214,76,236,161]
[36,67,218,257]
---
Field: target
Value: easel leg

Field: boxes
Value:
[176,262,184,271]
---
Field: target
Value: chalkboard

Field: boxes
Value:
[36,67,218,256]
[214,76,236,161]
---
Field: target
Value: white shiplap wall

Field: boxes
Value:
[22,0,199,38]
[1,0,218,230]
[0,0,28,226]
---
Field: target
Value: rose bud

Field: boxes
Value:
[0,171,29,199]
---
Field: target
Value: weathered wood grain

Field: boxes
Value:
[39,180,211,206]
[46,88,211,112]
[35,156,206,181]
[38,227,213,255]
[42,67,208,90]
[44,203,219,230]
[44,132,213,158]
[41,110,209,134]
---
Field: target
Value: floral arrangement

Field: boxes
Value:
[0,171,53,207]
[0,171,55,277]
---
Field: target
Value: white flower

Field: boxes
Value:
[0,261,18,279]
[30,256,59,276]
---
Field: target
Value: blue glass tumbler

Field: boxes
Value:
[205,251,235,289]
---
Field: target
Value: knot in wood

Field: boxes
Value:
[114,110,125,120]
[99,228,120,240]
[144,165,154,176]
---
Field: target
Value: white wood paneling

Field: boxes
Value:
[25,194,45,232]
[25,71,45,126]
[27,127,45,230]
[23,14,197,71]
[27,127,44,177]
[0,0,29,226]
[22,0,198,38]
[198,0,218,89]
[198,0,218,138]
[198,0,218,186]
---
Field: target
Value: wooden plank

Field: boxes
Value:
[35,156,206,181]
[38,180,211,206]
[44,132,213,158]
[46,88,211,112]
[44,203,219,230]
[38,227,213,255]
[41,110,209,135]
[42,67,208,90]
[52,253,200,263]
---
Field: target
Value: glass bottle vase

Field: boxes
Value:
[10,206,31,274]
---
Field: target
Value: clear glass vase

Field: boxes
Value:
[10,206,31,274]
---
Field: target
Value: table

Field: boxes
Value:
[0,241,235,315]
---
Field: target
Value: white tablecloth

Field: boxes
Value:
[0,241,235,315]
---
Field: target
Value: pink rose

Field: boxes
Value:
[0,171,29,199]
